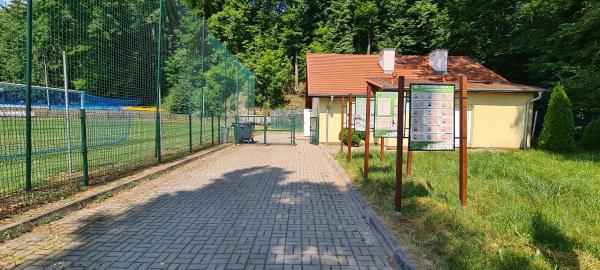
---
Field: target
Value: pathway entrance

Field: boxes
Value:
[0,134,394,269]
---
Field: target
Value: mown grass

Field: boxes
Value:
[0,112,221,214]
[337,150,600,270]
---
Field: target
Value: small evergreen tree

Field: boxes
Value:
[537,84,575,152]
[579,118,600,150]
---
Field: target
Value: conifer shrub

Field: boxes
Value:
[579,118,600,150]
[537,84,575,152]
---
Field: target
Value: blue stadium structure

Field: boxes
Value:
[0,82,140,110]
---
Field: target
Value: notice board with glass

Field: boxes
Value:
[373,92,399,138]
[349,98,375,132]
[408,84,455,151]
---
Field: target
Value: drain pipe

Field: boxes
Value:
[524,91,543,149]
[326,95,334,145]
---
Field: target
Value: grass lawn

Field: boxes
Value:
[336,150,600,270]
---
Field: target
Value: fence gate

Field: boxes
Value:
[310,117,319,145]
[234,115,300,145]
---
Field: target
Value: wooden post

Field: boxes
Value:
[459,76,468,207]
[380,137,385,161]
[347,94,353,161]
[341,96,345,152]
[363,86,372,178]
[395,76,405,212]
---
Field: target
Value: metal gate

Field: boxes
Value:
[234,115,298,145]
[310,117,319,145]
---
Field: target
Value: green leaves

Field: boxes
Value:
[579,118,600,150]
[537,84,576,152]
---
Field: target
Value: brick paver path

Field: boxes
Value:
[1,135,394,270]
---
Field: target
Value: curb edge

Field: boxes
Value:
[0,144,230,239]
[322,149,417,270]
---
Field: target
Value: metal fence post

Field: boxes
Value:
[290,116,294,145]
[25,0,33,193]
[155,0,164,163]
[223,47,228,144]
[211,115,215,146]
[292,115,296,145]
[79,109,89,186]
[200,17,205,145]
[234,115,238,145]
[218,116,221,144]
[188,113,192,153]
[263,116,267,144]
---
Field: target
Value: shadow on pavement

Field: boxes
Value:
[19,165,390,269]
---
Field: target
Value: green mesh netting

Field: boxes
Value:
[0,0,255,216]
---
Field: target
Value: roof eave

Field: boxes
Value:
[307,87,547,96]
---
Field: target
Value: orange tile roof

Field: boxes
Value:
[307,54,545,96]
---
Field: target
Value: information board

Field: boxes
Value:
[373,92,399,138]
[349,98,374,131]
[409,84,455,151]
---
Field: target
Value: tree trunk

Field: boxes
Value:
[43,50,49,87]
[294,50,299,93]
[367,30,371,55]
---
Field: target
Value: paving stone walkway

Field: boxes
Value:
[0,135,394,270]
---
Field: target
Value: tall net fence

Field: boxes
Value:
[0,0,255,217]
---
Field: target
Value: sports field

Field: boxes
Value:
[0,109,220,208]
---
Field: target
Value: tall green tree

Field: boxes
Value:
[0,0,26,83]
[537,84,575,152]
[281,0,305,93]
[353,0,378,54]
[206,0,253,54]
[320,0,355,54]
[376,0,449,54]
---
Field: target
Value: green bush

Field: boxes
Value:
[355,130,366,140]
[579,118,600,150]
[537,84,575,152]
[339,128,361,146]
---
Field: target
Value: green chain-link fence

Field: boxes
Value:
[0,0,255,217]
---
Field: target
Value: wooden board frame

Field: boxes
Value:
[363,76,469,211]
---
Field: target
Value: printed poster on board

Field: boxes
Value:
[373,92,399,138]
[349,98,374,132]
[409,84,455,151]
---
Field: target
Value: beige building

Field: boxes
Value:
[305,50,546,149]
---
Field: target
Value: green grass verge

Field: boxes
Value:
[336,150,600,270]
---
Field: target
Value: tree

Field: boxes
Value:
[579,118,600,150]
[164,8,203,114]
[320,0,355,54]
[244,35,293,108]
[0,0,26,84]
[353,0,378,54]
[183,0,225,17]
[281,0,305,93]
[537,84,575,152]
[206,0,252,54]
[376,0,449,54]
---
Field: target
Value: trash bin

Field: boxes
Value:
[237,123,255,143]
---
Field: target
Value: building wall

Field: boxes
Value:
[313,92,537,149]
[469,92,535,148]
[315,97,343,145]
[314,97,401,146]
